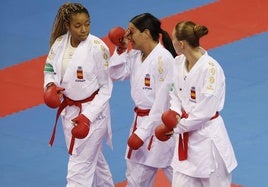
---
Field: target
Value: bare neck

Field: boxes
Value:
[141,41,158,62]
[185,48,203,72]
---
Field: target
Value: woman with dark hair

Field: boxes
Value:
[43,3,114,186]
[108,13,176,187]
[169,20,237,187]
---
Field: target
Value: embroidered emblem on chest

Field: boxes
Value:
[77,66,83,79]
[144,74,151,87]
[190,86,197,102]
[143,73,152,90]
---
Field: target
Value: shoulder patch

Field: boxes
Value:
[170,83,175,92]
[94,39,101,44]
[158,56,163,74]
[205,61,216,91]
[157,56,164,81]
[44,63,54,73]
[56,36,63,42]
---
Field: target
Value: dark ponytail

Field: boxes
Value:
[161,29,177,58]
[130,13,176,57]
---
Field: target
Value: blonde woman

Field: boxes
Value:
[169,20,238,187]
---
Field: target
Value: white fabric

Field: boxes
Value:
[61,35,76,78]
[109,43,176,168]
[170,48,237,179]
[126,160,173,187]
[44,32,114,186]
[172,143,232,187]
[66,125,114,187]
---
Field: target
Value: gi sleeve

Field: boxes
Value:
[82,41,113,122]
[169,59,183,116]
[135,55,175,140]
[108,49,133,81]
[43,37,62,89]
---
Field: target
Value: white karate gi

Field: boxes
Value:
[109,43,176,187]
[170,48,238,187]
[44,32,114,187]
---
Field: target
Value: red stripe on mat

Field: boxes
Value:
[1,0,267,117]
[0,56,46,117]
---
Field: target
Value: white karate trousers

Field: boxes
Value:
[172,144,232,187]
[126,159,173,187]
[62,109,114,187]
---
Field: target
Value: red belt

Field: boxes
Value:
[49,89,99,154]
[127,107,150,159]
[178,111,219,161]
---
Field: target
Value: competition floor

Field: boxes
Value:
[1,0,268,186]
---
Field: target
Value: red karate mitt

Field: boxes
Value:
[155,123,174,141]
[44,83,64,108]
[71,114,90,139]
[108,26,125,46]
[127,133,144,150]
[108,26,127,54]
[161,109,179,129]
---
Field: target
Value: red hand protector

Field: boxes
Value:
[155,123,173,141]
[127,133,144,150]
[44,84,64,108]
[71,114,90,139]
[108,26,126,47]
[161,109,179,129]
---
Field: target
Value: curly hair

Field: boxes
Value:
[49,2,90,47]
